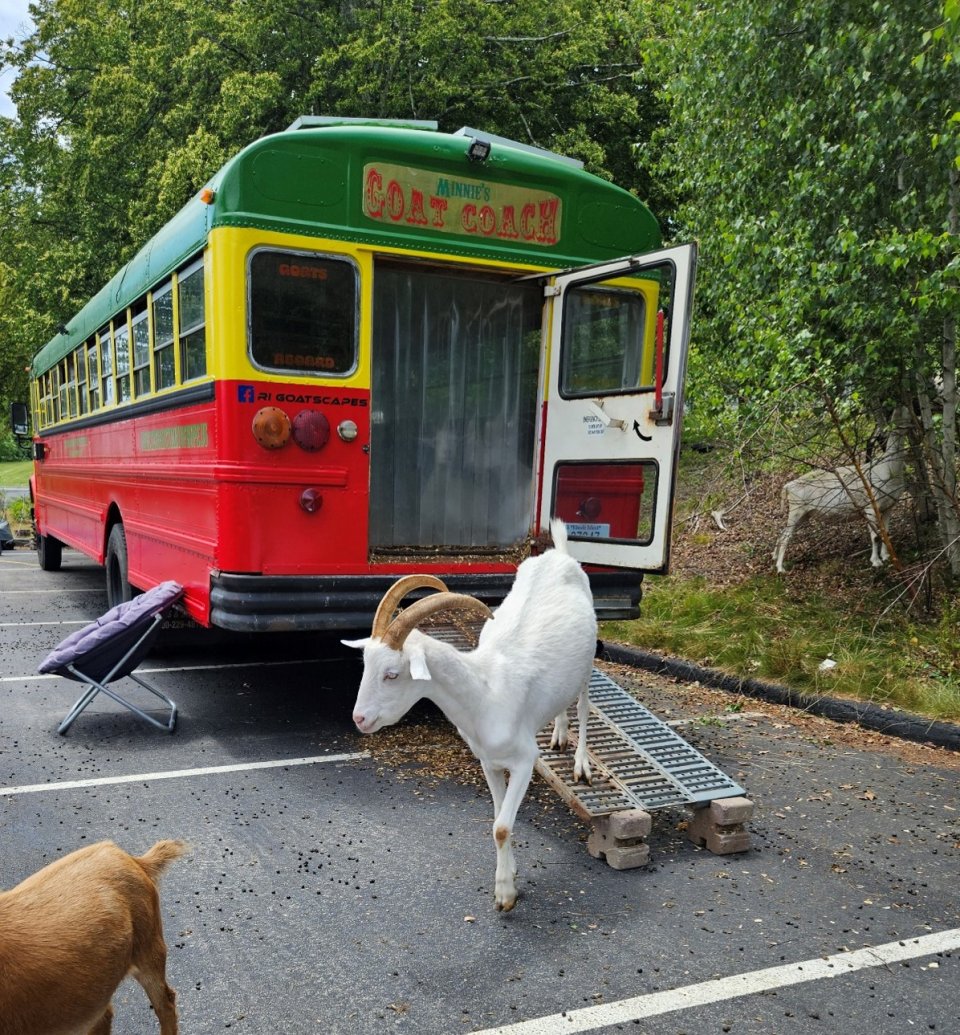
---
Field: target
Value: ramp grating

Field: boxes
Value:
[537,669,745,818]
[423,620,745,819]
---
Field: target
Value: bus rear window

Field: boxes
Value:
[249,250,358,375]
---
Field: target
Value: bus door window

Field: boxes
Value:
[152,282,175,390]
[178,259,206,382]
[98,328,114,407]
[248,249,358,376]
[132,306,151,397]
[114,317,132,403]
[560,283,648,397]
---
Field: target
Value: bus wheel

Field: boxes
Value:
[105,524,134,608]
[37,532,63,572]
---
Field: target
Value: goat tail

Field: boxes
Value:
[550,517,570,554]
[135,839,189,882]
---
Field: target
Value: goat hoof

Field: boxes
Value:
[496,895,517,912]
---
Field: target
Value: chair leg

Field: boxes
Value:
[57,683,104,735]
[59,669,177,735]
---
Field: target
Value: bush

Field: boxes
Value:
[0,428,30,462]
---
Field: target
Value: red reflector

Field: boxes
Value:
[579,496,602,520]
[299,488,323,513]
[292,409,331,452]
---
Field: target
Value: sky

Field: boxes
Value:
[0,0,35,120]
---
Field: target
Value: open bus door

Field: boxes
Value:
[537,243,697,571]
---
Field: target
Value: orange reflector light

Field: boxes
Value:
[292,409,330,452]
[252,406,292,449]
[199,187,216,205]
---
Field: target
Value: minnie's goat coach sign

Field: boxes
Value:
[362,163,562,246]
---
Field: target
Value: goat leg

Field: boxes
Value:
[573,683,592,784]
[491,756,536,911]
[549,711,570,750]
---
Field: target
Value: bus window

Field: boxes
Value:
[64,355,78,419]
[152,282,175,390]
[132,307,151,397]
[178,260,206,381]
[560,283,647,397]
[248,249,358,376]
[41,372,53,427]
[98,328,114,406]
[76,345,89,415]
[87,340,100,411]
[115,318,131,402]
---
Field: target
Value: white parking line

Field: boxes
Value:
[0,658,337,683]
[0,588,104,593]
[474,928,960,1035]
[0,752,370,796]
[0,620,86,628]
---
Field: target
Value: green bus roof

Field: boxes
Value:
[33,122,661,376]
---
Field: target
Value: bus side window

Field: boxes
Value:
[76,345,88,415]
[114,315,132,402]
[38,374,50,426]
[178,260,206,382]
[152,281,175,390]
[132,304,151,397]
[99,328,114,406]
[65,353,78,418]
[87,340,100,411]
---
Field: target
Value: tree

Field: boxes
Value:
[0,0,666,414]
[650,0,960,578]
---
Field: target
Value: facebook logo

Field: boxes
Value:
[238,385,255,403]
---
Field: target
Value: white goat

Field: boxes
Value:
[773,412,909,572]
[343,518,596,912]
[0,839,187,1035]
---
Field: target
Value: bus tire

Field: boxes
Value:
[105,524,134,608]
[37,532,63,572]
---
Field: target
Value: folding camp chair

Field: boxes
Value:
[38,581,184,735]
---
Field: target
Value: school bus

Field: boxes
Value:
[20,118,695,631]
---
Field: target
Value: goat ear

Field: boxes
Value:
[340,637,370,650]
[407,643,432,681]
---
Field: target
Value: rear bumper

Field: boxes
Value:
[209,571,643,632]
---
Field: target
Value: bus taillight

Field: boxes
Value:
[292,409,330,452]
[252,406,292,449]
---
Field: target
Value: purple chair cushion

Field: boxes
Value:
[38,581,184,677]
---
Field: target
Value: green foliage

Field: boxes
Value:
[649,0,958,428]
[0,0,664,408]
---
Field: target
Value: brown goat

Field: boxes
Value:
[0,839,187,1035]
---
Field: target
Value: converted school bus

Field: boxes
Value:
[22,118,696,632]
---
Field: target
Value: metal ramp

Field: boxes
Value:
[423,619,753,865]
[535,668,745,820]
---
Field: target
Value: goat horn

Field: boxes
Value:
[382,592,494,651]
[372,574,450,639]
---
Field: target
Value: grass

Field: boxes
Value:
[0,460,32,487]
[602,574,960,722]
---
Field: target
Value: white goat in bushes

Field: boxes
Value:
[343,519,596,911]
[773,409,910,573]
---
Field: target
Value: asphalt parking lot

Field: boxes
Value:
[1,546,958,1034]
